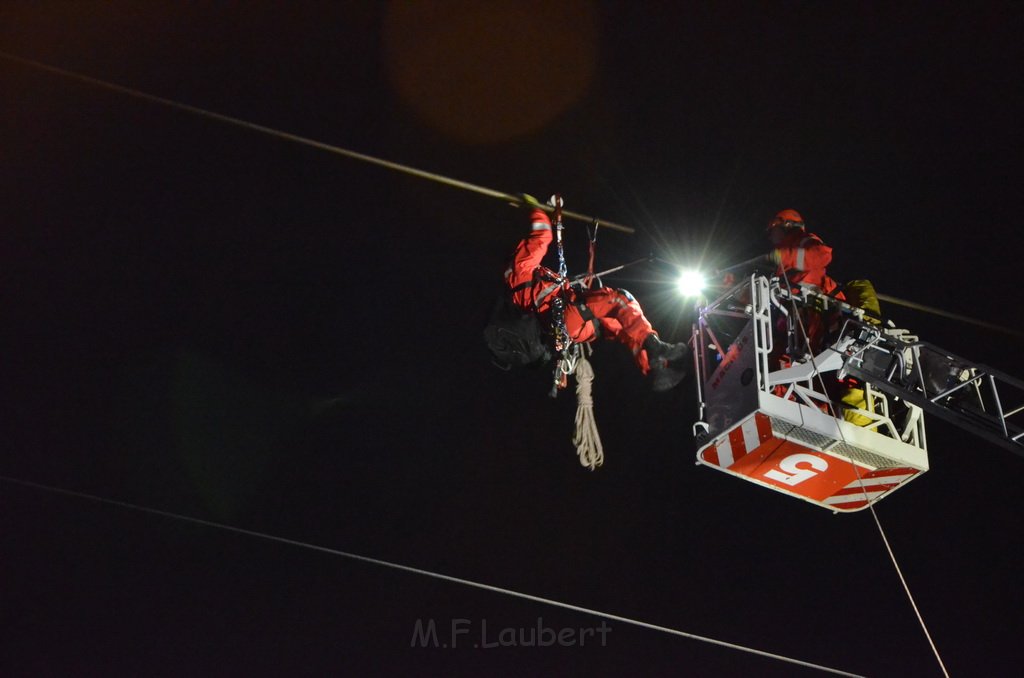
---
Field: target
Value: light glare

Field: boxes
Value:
[677,270,706,297]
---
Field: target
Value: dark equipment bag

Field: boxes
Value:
[483,291,552,369]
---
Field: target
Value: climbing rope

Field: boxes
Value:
[0,474,865,677]
[572,344,604,470]
[0,51,634,234]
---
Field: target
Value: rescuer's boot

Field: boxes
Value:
[644,335,691,392]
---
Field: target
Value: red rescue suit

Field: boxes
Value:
[773,228,840,294]
[772,228,844,352]
[504,208,657,373]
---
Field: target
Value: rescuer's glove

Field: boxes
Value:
[509,193,561,210]
[509,192,542,209]
[765,249,783,266]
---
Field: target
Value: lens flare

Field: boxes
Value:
[676,270,706,297]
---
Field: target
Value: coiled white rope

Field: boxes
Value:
[572,344,604,470]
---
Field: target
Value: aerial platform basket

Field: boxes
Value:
[692,276,929,513]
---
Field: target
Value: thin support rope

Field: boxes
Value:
[863,506,949,678]
[0,474,863,678]
[0,51,633,234]
[790,300,951,678]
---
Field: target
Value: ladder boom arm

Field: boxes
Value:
[803,289,1024,458]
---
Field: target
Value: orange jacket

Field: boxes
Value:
[504,208,597,344]
[505,209,563,313]
[774,228,840,295]
[503,209,656,366]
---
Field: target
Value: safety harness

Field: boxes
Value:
[545,197,605,395]
[539,196,606,469]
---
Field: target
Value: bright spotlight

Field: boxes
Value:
[676,269,706,297]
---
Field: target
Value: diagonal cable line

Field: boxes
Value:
[1,474,863,677]
[0,51,634,234]
[876,293,1021,338]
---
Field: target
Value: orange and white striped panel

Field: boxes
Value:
[822,467,920,510]
[733,441,864,501]
[700,413,774,468]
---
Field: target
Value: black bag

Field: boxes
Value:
[483,294,551,369]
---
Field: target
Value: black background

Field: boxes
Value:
[2,3,1022,676]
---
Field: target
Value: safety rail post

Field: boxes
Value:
[752,275,773,392]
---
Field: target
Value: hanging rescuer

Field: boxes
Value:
[492,196,691,391]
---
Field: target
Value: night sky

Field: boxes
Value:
[2,3,1023,676]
